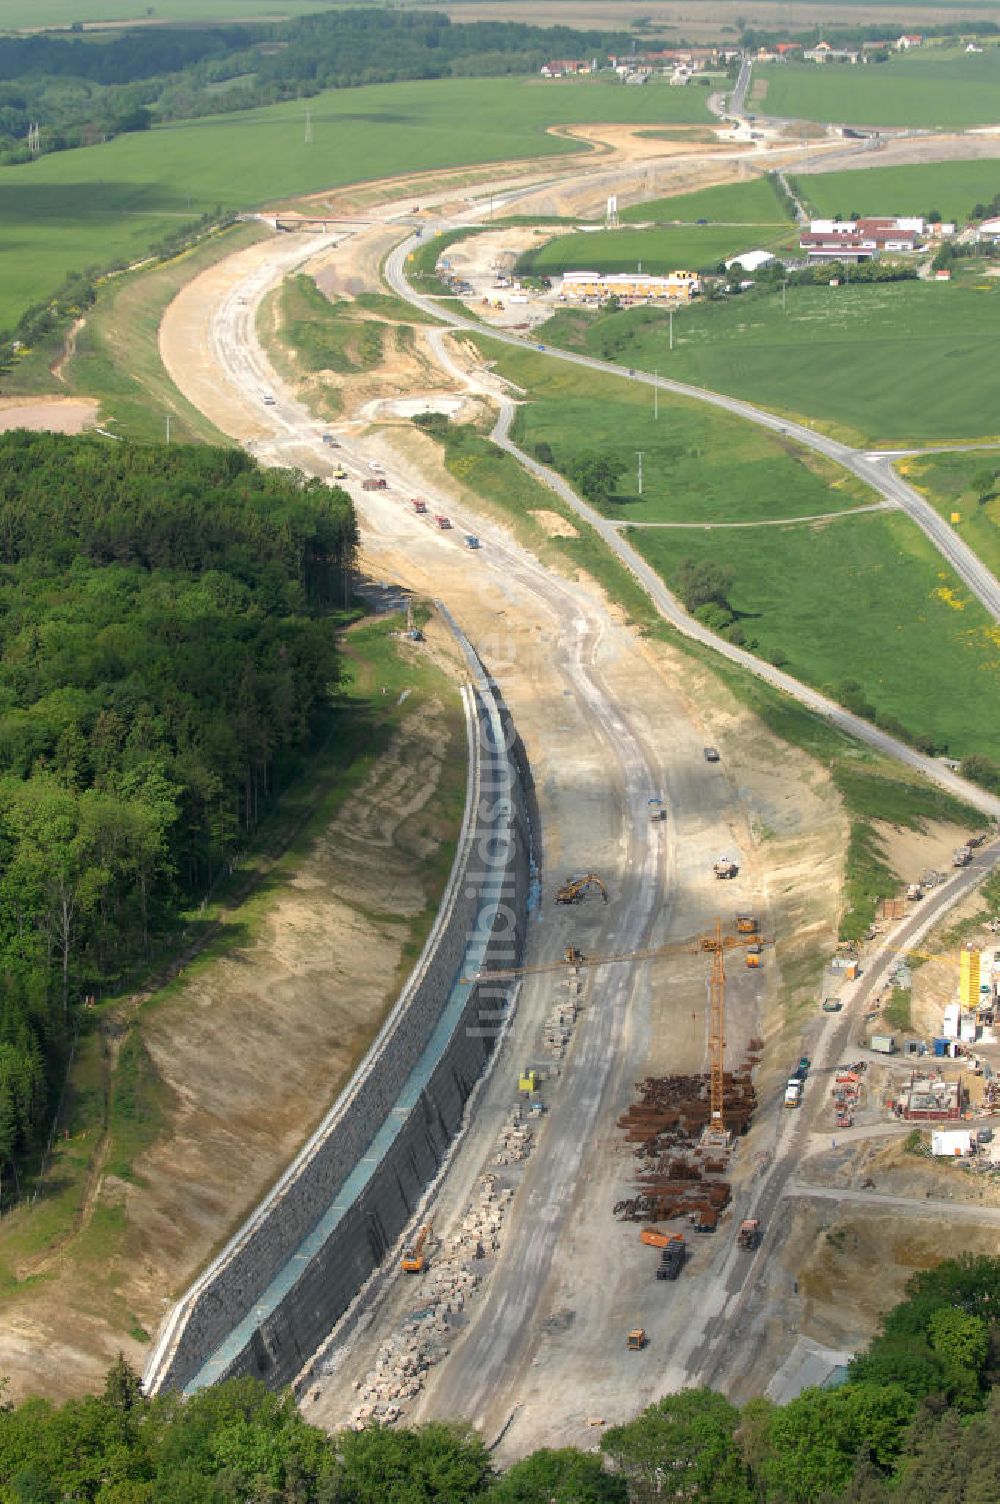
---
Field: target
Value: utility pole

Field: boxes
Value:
[669,306,674,350]
[165,414,171,445]
[653,371,658,421]
[782,279,787,313]
[636,450,644,496]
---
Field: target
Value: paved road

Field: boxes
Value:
[389,240,1000,822]
[731,58,752,118]
[786,1182,1000,1227]
[386,233,1000,626]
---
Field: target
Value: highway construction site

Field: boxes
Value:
[130,119,1000,1456]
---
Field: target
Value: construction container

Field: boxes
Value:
[933,1037,949,1057]
[870,1035,896,1054]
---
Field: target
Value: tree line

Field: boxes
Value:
[0,432,356,1187]
[0,10,637,166]
[0,1254,998,1500]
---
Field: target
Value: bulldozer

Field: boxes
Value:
[555,874,609,905]
[401,1223,433,1274]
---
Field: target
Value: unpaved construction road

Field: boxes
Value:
[157,139,1000,1451]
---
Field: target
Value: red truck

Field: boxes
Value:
[435,515,452,529]
[412,498,428,514]
[362,478,387,491]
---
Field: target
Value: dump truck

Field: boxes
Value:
[435,515,452,530]
[737,1219,761,1250]
[906,883,923,901]
[627,1328,647,1351]
[465,535,481,549]
[362,477,387,491]
[745,944,763,969]
[736,915,760,934]
[401,1223,432,1274]
[784,1079,803,1108]
[713,856,738,880]
[412,498,428,514]
[655,1236,686,1280]
[703,747,720,762]
[954,846,973,867]
[648,797,666,823]
[822,998,843,1012]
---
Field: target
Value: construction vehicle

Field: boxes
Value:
[412,498,428,514]
[321,433,339,447]
[627,1328,647,1351]
[648,797,666,823]
[435,515,452,530]
[906,884,923,901]
[736,915,759,934]
[656,1236,686,1279]
[822,998,843,1012]
[703,747,720,762]
[465,535,481,549]
[713,856,739,880]
[401,1223,432,1274]
[555,873,609,905]
[362,477,387,491]
[331,467,348,480]
[784,1079,803,1108]
[794,1056,811,1079]
[745,944,763,969]
[954,846,973,867]
[737,1218,761,1250]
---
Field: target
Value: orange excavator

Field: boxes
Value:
[401,1223,433,1274]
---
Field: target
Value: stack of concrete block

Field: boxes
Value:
[349,1173,520,1429]
[493,1109,534,1167]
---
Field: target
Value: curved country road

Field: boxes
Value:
[386,234,1000,624]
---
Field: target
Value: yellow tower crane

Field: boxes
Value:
[468,920,771,1134]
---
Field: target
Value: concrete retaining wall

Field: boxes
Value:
[144,624,531,1395]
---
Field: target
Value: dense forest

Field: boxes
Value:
[1,1254,999,1500]
[0,10,635,165]
[0,432,356,1187]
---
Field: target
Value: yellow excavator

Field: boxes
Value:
[555,874,609,906]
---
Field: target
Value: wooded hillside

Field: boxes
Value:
[0,433,356,1187]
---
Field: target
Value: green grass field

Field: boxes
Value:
[760,47,1000,128]
[520,220,796,277]
[619,175,792,224]
[536,278,1000,446]
[0,0,357,22]
[472,339,874,522]
[0,74,711,333]
[631,510,1000,759]
[794,158,1000,223]
[901,448,1000,581]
